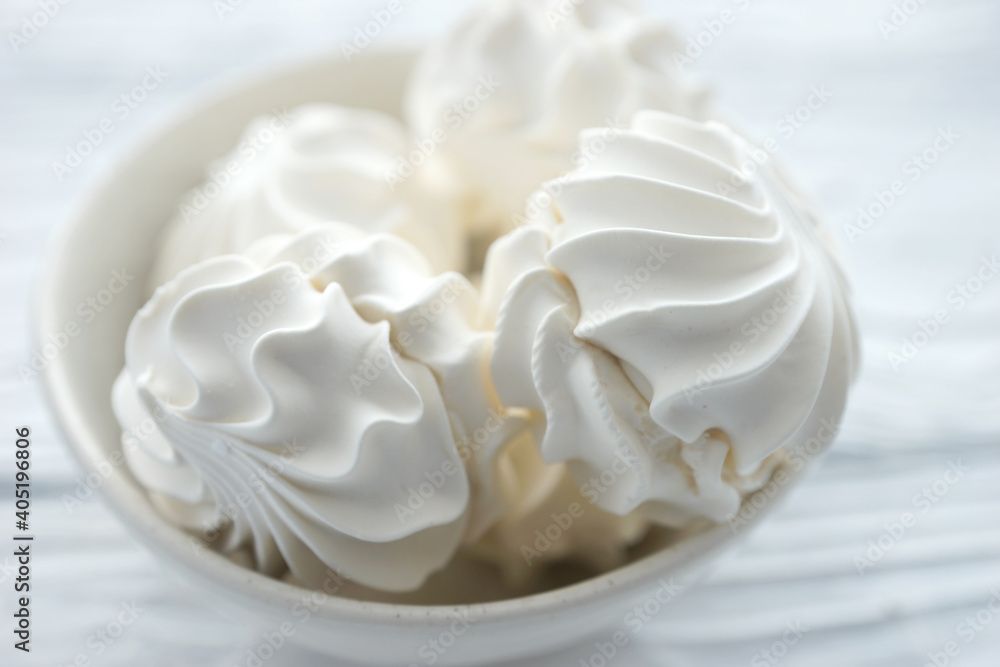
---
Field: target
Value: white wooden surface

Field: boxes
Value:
[1,1,999,665]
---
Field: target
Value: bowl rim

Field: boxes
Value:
[34,48,806,627]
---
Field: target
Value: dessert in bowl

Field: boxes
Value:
[37,1,858,664]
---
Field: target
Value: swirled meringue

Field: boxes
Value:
[245,225,527,540]
[113,223,520,592]
[481,110,859,527]
[148,104,464,292]
[405,0,708,237]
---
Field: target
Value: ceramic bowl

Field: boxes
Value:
[36,50,804,666]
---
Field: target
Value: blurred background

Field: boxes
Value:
[1,0,998,665]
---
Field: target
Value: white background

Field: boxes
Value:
[1,0,999,665]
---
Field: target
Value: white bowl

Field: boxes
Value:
[36,50,805,666]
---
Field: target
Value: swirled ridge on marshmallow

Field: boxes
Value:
[481,110,860,527]
[148,104,464,292]
[405,0,708,235]
[114,223,520,592]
